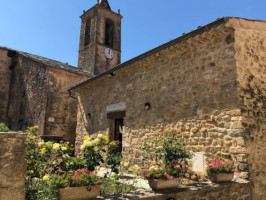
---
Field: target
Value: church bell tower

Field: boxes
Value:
[78,0,122,75]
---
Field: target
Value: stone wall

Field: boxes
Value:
[98,181,251,200]
[45,67,89,144]
[0,48,12,124]
[0,132,27,200]
[75,22,240,165]
[11,56,48,134]
[234,22,266,200]
[0,49,90,143]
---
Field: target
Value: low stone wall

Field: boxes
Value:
[0,132,27,200]
[98,181,251,200]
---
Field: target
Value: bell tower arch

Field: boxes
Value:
[78,0,122,75]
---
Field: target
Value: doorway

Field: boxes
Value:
[114,119,123,153]
[107,111,126,153]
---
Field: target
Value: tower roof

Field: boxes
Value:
[98,0,111,10]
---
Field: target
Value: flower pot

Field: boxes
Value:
[209,173,234,183]
[59,185,101,200]
[148,178,181,191]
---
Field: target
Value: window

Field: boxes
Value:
[84,20,91,46]
[105,20,114,47]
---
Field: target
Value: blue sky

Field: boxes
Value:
[0,0,265,66]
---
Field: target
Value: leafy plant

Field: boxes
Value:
[142,128,191,170]
[106,141,123,174]
[26,126,75,178]
[46,169,101,189]
[0,122,9,132]
[81,134,109,171]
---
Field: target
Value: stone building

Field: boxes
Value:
[0,47,91,144]
[70,14,266,200]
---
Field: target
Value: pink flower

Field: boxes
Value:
[91,171,96,175]
[48,167,53,172]
[149,164,152,168]
[85,170,89,174]
[167,175,174,180]
[74,172,82,179]
[225,168,229,171]
[77,169,81,172]
[214,166,219,169]
[209,165,213,168]
[145,174,150,178]
[81,169,85,172]
[96,180,101,184]
[140,169,144,173]
[232,169,238,173]
[228,162,232,165]
[181,166,186,170]
[58,169,63,173]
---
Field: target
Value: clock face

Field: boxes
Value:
[104,48,113,59]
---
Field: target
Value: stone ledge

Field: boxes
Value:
[97,180,251,200]
[0,132,27,138]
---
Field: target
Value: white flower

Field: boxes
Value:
[38,142,45,147]
[80,145,85,151]
[53,143,60,150]
[94,138,100,144]
[94,146,99,151]
[84,140,93,147]
[61,147,67,151]
[97,134,103,139]
[43,175,49,181]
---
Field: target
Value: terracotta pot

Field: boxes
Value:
[148,178,181,191]
[58,185,101,200]
[209,173,234,183]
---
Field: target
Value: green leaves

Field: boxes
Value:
[0,122,9,132]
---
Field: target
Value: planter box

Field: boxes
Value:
[209,173,234,183]
[148,178,181,191]
[59,185,101,200]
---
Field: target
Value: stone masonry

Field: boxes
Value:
[0,132,27,200]
[73,18,266,199]
[0,47,91,144]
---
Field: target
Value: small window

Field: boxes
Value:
[84,20,91,46]
[105,20,114,47]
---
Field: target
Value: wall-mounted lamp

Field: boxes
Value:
[144,102,151,110]
[108,72,115,77]
[87,113,91,119]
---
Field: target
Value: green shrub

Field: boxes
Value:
[0,122,9,132]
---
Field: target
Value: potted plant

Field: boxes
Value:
[141,164,184,191]
[206,159,238,183]
[141,128,191,191]
[46,169,101,200]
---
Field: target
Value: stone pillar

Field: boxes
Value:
[0,132,27,200]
